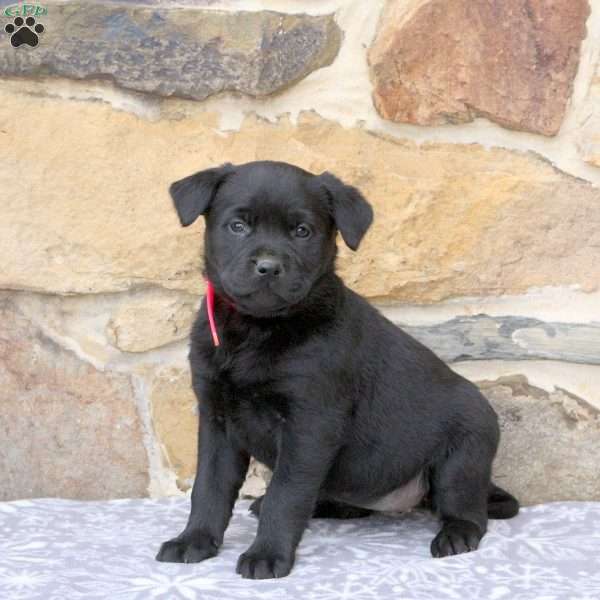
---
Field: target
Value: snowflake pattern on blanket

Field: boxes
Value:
[1,499,599,600]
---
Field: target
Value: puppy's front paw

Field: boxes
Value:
[156,532,218,563]
[236,547,294,579]
[431,520,482,558]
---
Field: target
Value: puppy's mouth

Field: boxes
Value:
[235,298,289,318]
[222,281,305,318]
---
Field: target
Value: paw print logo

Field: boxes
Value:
[4,16,45,48]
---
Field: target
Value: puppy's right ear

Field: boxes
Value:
[316,172,373,251]
[169,163,234,226]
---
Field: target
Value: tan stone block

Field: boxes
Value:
[10,289,198,365]
[368,0,590,135]
[1,85,598,302]
[106,292,199,353]
[150,367,198,487]
[149,366,272,496]
[0,294,149,500]
[578,66,600,167]
[0,83,224,295]
[283,117,600,302]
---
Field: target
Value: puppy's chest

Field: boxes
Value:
[210,352,288,465]
[222,386,286,467]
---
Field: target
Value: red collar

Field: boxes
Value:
[205,279,220,346]
[205,280,236,347]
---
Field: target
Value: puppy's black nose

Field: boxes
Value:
[254,258,283,277]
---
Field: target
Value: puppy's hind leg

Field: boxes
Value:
[248,495,264,518]
[429,434,496,558]
[312,500,373,519]
[249,495,373,519]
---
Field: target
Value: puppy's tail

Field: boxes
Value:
[487,483,519,519]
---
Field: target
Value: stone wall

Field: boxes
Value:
[1,0,599,504]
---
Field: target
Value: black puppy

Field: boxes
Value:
[156,160,519,579]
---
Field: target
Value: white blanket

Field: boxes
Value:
[1,498,599,599]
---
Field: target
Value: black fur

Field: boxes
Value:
[156,160,519,578]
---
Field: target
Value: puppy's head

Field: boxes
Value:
[170,161,373,318]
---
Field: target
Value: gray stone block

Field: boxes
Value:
[0,2,342,99]
[396,315,600,365]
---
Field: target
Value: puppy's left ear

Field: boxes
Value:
[169,163,234,226]
[317,172,374,251]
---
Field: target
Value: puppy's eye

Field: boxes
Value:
[294,224,311,239]
[229,220,249,235]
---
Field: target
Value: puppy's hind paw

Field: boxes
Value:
[430,520,482,558]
